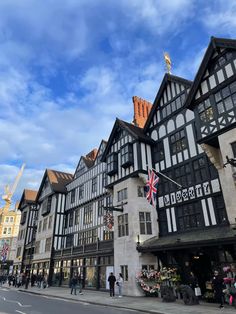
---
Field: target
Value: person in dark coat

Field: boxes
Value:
[25,274,30,289]
[78,273,83,295]
[188,272,197,289]
[108,272,116,297]
[70,274,78,295]
[212,270,225,308]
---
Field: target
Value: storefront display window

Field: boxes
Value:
[61,260,71,286]
[85,267,97,288]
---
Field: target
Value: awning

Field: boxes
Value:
[138,225,236,253]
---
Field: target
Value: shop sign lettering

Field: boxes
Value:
[161,181,211,207]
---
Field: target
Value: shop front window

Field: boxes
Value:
[61,260,71,286]
[85,267,97,288]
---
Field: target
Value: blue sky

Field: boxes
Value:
[0,0,236,206]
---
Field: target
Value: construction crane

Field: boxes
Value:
[1,164,26,212]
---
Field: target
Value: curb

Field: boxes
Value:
[18,289,164,314]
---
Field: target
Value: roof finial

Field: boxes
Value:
[164,52,172,74]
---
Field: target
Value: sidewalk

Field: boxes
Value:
[4,284,236,314]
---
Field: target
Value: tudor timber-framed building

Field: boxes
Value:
[15,189,38,273]
[101,118,159,296]
[32,169,73,283]
[138,37,236,295]
[14,36,236,297]
[185,37,236,226]
[52,142,114,289]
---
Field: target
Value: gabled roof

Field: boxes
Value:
[101,118,153,162]
[144,73,192,132]
[18,189,37,210]
[94,140,107,163]
[36,169,73,201]
[74,147,99,177]
[82,156,94,168]
[185,36,236,110]
[74,156,89,176]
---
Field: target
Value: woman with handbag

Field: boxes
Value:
[116,273,124,298]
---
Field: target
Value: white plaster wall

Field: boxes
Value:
[113,177,159,296]
[218,129,236,224]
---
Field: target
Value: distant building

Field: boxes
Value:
[53,142,113,289]
[0,203,21,271]
[32,169,73,283]
[14,189,38,273]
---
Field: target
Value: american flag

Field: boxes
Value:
[1,242,9,262]
[145,169,159,207]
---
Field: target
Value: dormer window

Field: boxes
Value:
[107,153,118,176]
[121,144,133,168]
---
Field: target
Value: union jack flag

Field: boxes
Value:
[145,169,159,207]
[1,242,9,262]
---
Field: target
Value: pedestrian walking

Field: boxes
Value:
[37,274,42,288]
[78,273,83,295]
[212,270,225,309]
[116,273,124,297]
[70,274,78,295]
[25,274,30,289]
[108,272,116,297]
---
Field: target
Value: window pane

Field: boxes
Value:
[222,86,230,98]
[232,93,236,105]
[230,81,236,94]
[146,212,151,221]
[215,92,221,103]
[140,223,145,234]
[139,212,145,221]
[217,102,224,114]
[146,223,152,234]
[224,97,233,111]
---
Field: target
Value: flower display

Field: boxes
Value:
[223,277,234,284]
[223,266,231,273]
[136,268,180,296]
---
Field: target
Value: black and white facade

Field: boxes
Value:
[15,36,236,296]
[33,169,73,284]
[139,47,236,294]
[15,189,38,273]
[185,37,236,227]
[101,119,159,296]
[53,141,114,289]
[144,74,226,234]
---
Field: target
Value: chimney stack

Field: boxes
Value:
[132,96,152,128]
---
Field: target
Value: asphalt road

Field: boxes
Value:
[0,287,145,314]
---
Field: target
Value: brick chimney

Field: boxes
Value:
[132,96,152,128]
[86,149,98,161]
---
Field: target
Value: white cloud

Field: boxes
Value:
[174,47,207,80]
[122,0,194,36]
[1,0,230,208]
[201,0,236,36]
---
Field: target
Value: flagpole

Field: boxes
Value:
[152,168,183,189]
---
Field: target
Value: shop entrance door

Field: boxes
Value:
[190,252,212,294]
